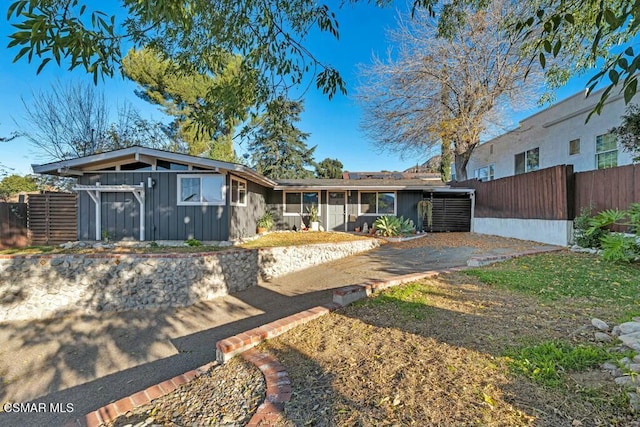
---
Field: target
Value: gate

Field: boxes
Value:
[28,193,78,245]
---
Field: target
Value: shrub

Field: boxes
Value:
[257,211,275,230]
[185,238,201,247]
[573,206,607,248]
[374,215,415,237]
[587,203,640,263]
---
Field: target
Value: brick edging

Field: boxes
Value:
[216,302,341,363]
[242,349,292,426]
[80,361,217,427]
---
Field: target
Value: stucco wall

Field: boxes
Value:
[0,238,379,322]
[473,218,573,246]
[468,90,637,180]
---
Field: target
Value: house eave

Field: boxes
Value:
[31,146,277,188]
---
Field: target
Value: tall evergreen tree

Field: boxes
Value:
[315,158,343,179]
[122,48,258,162]
[247,98,316,179]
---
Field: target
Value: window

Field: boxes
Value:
[515,147,539,174]
[359,191,396,215]
[450,163,456,181]
[569,139,580,155]
[596,133,618,169]
[157,160,188,170]
[177,174,225,205]
[230,177,247,206]
[475,164,494,181]
[120,162,152,171]
[283,191,320,216]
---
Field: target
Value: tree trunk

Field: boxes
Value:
[454,151,471,181]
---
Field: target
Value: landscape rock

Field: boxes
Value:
[594,332,613,342]
[591,318,609,331]
[619,332,640,351]
[618,322,640,335]
[615,376,640,388]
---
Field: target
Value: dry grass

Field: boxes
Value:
[259,272,636,426]
[239,232,373,249]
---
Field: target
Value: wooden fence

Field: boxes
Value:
[0,202,29,249]
[28,193,77,245]
[453,165,575,220]
[574,164,640,214]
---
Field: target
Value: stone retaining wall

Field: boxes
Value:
[0,239,379,322]
[257,238,379,280]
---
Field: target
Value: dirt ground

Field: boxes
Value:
[260,273,637,427]
[0,232,560,426]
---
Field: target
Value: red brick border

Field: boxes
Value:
[242,349,292,426]
[215,303,341,363]
[80,361,217,427]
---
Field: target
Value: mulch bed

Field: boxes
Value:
[107,357,264,426]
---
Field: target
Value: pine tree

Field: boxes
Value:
[248,98,316,179]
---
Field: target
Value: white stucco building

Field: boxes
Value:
[466,86,637,181]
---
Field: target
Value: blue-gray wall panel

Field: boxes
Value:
[229,178,268,239]
[78,172,229,241]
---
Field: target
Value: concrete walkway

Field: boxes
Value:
[0,234,558,426]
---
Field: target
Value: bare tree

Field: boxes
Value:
[20,81,111,160]
[19,81,183,162]
[358,0,542,181]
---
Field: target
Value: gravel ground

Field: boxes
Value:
[107,357,264,426]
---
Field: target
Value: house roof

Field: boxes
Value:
[31,146,278,188]
[274,178,469,192]
[32,147,473,193]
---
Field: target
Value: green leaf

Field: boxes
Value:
[564,13,574,24]
[36,57,51,74]
[609,69,619,85]
[624,78,637,104]
[552,41,561,57]
[603,9,617,26]
[13,45,31,62]
[539,52,546,68]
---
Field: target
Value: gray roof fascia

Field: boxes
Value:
[32,146,277,188]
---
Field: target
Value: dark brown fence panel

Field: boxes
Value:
[452,165,574,220]
[0,203,28,248]
[28,193,78,245]
[575,164,640,214]
[427,196,471,232]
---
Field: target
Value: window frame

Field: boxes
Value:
[595,133,618,170]
[230,176,247,207]
[176,174,226,206]
[358,191,397,216]
[474,164,495,181]
[514,147,539,175]
[569,138,580,156]
[282,191,322,216]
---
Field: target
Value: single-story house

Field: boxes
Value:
[32,146,474,241]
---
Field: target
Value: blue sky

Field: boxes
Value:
[0,2,593,176]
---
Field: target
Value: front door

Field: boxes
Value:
[328,192,346,231]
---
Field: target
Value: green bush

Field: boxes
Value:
[574,206,606,248]
[373,215,415,237]
[587,203,640,263]
[185,238,202,247]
